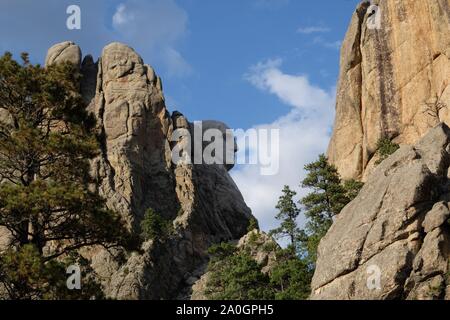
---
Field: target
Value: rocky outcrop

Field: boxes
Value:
[85,42,178,230]
[328,0,450,181]
[45,41,82,67]
[191,230,280,300]
[312,123,450,300]
[45,42,253,299]
[237,230,279,273]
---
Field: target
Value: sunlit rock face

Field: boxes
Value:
[312,123,450,300]
[313,0,450,300]
[45,41,82,67]
[44,41,253,299]
[328,0,450,181]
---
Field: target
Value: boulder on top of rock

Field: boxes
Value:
[45,41,82,67]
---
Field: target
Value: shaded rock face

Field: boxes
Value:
[45,42,253,299]
[312,123,450,300]
[328,0,450,181]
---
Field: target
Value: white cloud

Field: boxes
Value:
[232,59,335,232]
[244,58,334,113]
[112,0,190,77]
[112,4,133,26]
[297,26,331,34]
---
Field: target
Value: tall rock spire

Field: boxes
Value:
[44,41,253,299]
[328,0,450,181]
[313,0,450,300]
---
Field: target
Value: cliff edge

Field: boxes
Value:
[328,0,450,181]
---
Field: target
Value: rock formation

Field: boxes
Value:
[44,42,253,299]
[312,123,450,300]
[191,230,279,300]
[328,0,450,181]
[45,41,82,67]
[312,0,450,301]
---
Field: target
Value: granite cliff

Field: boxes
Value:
[313,0,450,300]
[328,0,450,181]
[313,123,450,299]
[43,41,253,299]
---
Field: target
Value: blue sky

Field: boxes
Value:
[0,0,361,232]
[175,0,359,127]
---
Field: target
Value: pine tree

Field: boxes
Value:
[375,138,400,164]
[140,208,173,242]
[343,179,365,200]
[205,243,274,300]
[270,185,301,250]
[203,155,364,301]
[0,245,104,299]
[299,154,355,266]
[269,249,312,300]
[268,186,314,300]
[0,52,129,298]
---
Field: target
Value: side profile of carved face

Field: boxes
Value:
[190,120,237,171]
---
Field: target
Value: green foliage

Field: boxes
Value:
[206,242,313,300]
[301,154,349,218]
[0,52,129,299]
[208,242,237,261]
[0,244,59,300]
[140,208,173,242]
[343,179,364,200]
[61,251,106,300]
[375,138,400,164]
[206,243,274,300]
[0,245,103,300]
[206,186,313,300]
[262,241,278,253]
[204,154,365,301]
[208,242,237,266]
[247,218,259,233]
[248,230,261,245]
[270,249,312,300]
[269,186,301,248]
[299,154,354,265]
